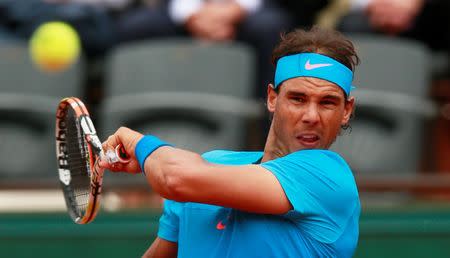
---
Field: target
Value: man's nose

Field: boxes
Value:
[301,104,320,124]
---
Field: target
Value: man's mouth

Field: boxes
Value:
[297,134,320,148]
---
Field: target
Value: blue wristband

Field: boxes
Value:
[135,135,172,174]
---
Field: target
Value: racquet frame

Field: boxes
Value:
[56,97,112,224]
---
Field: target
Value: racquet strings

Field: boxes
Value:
[64,107,91,218]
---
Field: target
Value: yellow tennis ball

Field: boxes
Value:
[29,22,81,72]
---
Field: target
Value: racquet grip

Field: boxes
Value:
[103,144,131,164]
[115,144,131,163]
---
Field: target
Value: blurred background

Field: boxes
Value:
[0,0,449,257]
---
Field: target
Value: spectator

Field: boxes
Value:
[278,0,330,29]
[115,0,294,99]
[0,0,118,57]
[336,0,449,52]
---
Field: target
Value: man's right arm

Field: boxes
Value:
[142,237,178,258]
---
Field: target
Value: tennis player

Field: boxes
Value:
[101,26,360,258]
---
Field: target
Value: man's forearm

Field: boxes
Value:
[143,146,206,201]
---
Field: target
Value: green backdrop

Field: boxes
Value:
[1,209,450,258]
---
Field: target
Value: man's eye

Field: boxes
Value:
[321,100,337,106]
[291,97,304,103]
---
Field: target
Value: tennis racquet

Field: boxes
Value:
[55,97,129,224]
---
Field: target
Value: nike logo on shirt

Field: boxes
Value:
[216,220,226,230]
[304,59,333,70]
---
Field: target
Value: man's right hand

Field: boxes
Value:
[100,127,143,174]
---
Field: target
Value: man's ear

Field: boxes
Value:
[342,96,355,125]
[267,84,278,113]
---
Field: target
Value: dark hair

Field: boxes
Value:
[270,26,359,131]
[271,26,360,72]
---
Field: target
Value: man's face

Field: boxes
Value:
[267,77,354,154]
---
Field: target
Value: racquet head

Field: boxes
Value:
[55,97,128,224]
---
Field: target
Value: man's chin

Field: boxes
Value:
[291,145,324,153]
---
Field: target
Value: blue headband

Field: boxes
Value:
[274,53,354,95]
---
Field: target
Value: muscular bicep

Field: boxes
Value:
[145,148,292,215]
[142,237,177,258]
[191,164,293,214]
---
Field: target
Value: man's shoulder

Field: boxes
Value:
[201,150,263,165]
[262,149,354,183]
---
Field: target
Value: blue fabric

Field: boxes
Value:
[135,135,172,174]
[158,150,360,258]
[274,53,354,96]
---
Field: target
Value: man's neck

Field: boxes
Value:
[261,128,287,163]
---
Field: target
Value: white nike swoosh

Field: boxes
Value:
[304,59,333,70]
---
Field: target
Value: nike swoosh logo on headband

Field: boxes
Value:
[304,59,333,70]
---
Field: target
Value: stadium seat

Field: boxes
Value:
[100,39,263,185]
[330,35,437,175]
[0,40,83,184]
[101,39,262,152]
